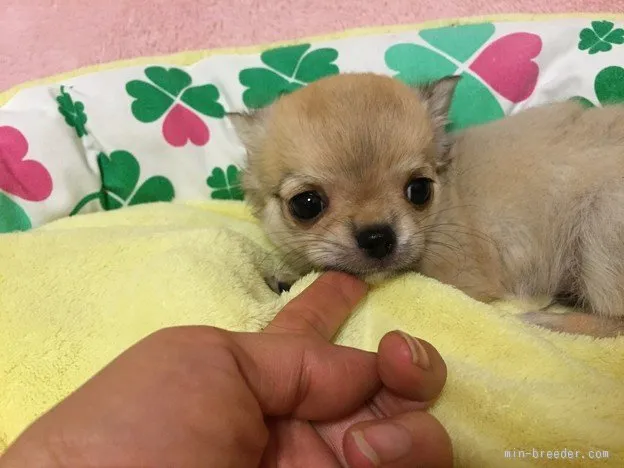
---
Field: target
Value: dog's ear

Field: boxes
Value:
[414,75,461,168]
[227,107,272,154]
[227,108,274,211]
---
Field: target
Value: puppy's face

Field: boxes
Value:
[230,73,459,279]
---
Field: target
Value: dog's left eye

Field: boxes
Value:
[289,191,326,221]
[405,178,433,206]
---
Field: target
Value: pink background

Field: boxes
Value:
[0,0,613,92]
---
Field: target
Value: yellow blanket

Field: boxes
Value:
[1,201,622,467]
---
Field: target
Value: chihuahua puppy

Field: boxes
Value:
[229,73,624,337]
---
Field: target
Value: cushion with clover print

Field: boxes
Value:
[1,16,624,231]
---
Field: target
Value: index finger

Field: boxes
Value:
[264,271,368,340]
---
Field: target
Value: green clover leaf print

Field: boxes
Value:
[239,43,339,108]
[70,150,175,215]
[126,67,225,147]
[570,66,624,108]
[578,21,624,55]
[569,96,596,109]
[594,66,624,105]
[386,23,542,131]
[56,86,88,138]
[206,165,244,200]
[0,192,32,233]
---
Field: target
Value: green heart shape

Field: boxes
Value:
[129,176,175,206]
[578,28,600,51]
[181,84,225,118]
[126,80,174,123]
[605,28,624,44]
[591,41,613,54]
[294,48,340,82]
[420,23,495,62]
[261,44,311,76]
[592,20,614,37]
[206,165,244,200]
[570,96,596,108]
[239,44,340,108]
[0,192,32,233]
[97,150,140,202]
[386,43,457,83]
[145,66,192,97]
[595,66,624,106]
[239,68,302,109]
[385,42,503,130]
[450,73,504,129]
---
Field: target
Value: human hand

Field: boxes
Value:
[0,272,451,467]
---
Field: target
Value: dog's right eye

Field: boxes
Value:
[289,191,326,221]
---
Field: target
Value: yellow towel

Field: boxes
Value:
[1,201,622,467]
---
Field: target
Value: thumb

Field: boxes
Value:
[343,412,453,467]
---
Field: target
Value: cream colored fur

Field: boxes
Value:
[230,73,624,337]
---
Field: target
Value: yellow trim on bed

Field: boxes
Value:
[1,12,623,106]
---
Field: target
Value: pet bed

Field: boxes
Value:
[3,14,624,233]
[1,14,623,467]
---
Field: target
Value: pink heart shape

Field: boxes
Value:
[162,103,210,147]
[470,33,542,103]
[0,126,53,202]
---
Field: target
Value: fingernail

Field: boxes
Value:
[398,331,430,369]
[351,423,413,465]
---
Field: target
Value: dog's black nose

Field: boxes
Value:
[356,225,396,259]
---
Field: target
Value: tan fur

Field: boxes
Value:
[231,74,446,277]
[230,73,624,337]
